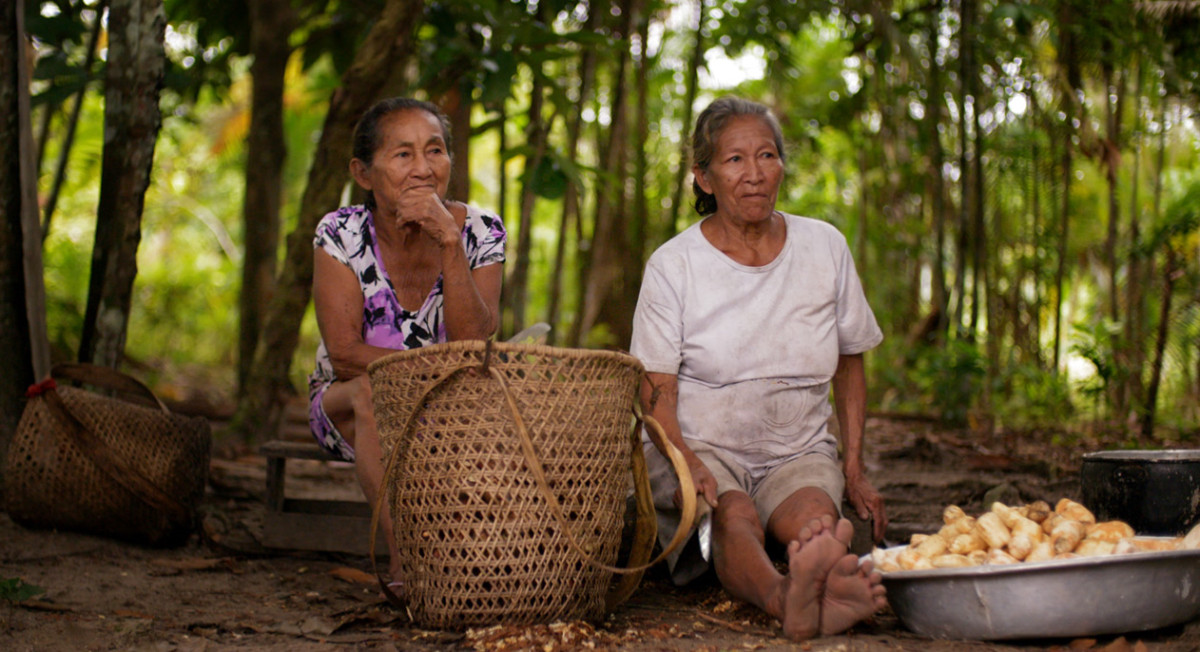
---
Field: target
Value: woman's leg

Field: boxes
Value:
[322,376,402,580]
[712,491,846,640]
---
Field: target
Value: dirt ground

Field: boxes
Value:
[4,415,1200,651]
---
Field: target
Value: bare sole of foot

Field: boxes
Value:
[818,554,887,635]
[780,519,845,641]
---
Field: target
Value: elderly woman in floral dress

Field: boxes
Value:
[307,98,506,587]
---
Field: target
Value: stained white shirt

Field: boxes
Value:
[631,212,883,479]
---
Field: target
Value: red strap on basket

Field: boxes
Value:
[26,378,57,397]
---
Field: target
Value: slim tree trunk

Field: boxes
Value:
[1053,140,1072,372]
[1124,59,1145,412]
[926,0,947,340]
[238,0,295,395]
[41,0,107,241]
[229,0,425,443]
[626,4,651,316]
[545,6,598,345]
[572,0,634,348]
[1029,81,1044,368]
[665,0,705,239]
[78,0,166,369]
[1141,246,1176,439]
[506,71,547,336]
[1,0,44,477]
[969,24,985,341]
[440,79,471,204]
[952,0,973,335]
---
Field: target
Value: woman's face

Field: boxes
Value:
[694,115,783,225]
[354,108,451,213]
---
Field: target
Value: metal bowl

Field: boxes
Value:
[875,545,1200,640]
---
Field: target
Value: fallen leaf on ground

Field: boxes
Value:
[1069,639,1097,649]
[329,567,376,584]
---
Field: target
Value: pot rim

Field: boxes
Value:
[1083,449,1200,463]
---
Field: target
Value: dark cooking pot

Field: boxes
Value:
[1080,450,1200,536]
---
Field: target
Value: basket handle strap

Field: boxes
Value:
[51,363,170,413]
[488,366,697,576]
[35,381,191,526]
[605,405,697,609]
[369,360,481,610]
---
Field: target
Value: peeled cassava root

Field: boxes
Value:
[873,498,1200,572]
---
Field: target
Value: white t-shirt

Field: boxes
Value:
[630,212,883,479]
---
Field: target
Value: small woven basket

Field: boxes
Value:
[4,364,211,546]
[368,341,666,629]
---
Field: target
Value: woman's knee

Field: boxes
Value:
[348,375,374,414]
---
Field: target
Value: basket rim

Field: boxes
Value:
[366,339,646,374]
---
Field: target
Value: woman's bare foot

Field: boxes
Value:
[778,518,845,640]
[818,555,887,635]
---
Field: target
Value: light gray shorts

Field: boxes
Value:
[644,439,844,585]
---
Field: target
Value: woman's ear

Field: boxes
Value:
[349,158,373,191]
[693,165,712,194]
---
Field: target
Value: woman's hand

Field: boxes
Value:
[845,470,888,542]
[394,188,460,249]
[677,454,720,511]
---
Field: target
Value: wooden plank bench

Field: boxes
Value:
[259,440,387,556]
[261,325,552,555]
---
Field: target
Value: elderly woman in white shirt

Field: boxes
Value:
[631,96,887,641]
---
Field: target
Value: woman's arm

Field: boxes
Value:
[640,371,719,509]
[439,234,501,341]
[313,248,396,380]
[833,353,888,541]
[398,195,499,341]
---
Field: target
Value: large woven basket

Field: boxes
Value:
[367,340,693,629]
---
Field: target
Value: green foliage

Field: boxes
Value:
[1069,319,1122,414]
[913,339,987,426]
[1,577,45,603]
[995,362,1076,430]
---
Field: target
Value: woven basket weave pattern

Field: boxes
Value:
[5,385,211,546]
[369,342,642,629]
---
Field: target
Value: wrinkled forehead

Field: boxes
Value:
[377,108,447,146]
[714,115,780,150]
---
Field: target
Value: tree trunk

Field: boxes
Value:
[506,70,547,336]
[572,0,634,348]
[41,0,107,242]
[228,0,425,443]
[237,0,295,395]
[1052,0,1082,372]
[1141,246,1176,439]
[969,8,984,342]
[952,0,973,335]
[1123,59,1146,413]
[545,6,598,345]
[1052,140,1072,372]
[440,79,472,205]
[926,0,948,343]
[78,0,166,369]
[1029,81,1044,368]
[626,4,651,316]
[1,0,43,482]
[665,0,705,239]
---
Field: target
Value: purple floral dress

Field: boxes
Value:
[307,203,507,460]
